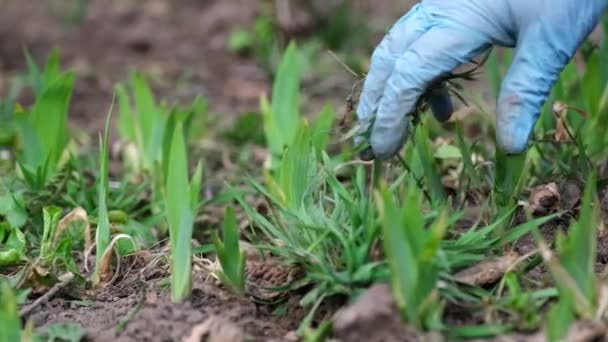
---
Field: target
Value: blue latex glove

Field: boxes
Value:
[357,0,608,160]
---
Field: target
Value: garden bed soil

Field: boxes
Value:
[4,1,608,341]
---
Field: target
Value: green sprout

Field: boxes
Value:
[212,207,246,295]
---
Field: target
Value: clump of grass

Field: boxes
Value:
[115,72,206,182]
[15,50,75,191]
[376,178,448,329]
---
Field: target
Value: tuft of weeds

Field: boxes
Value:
[15,50,75,191]
[115,72,207,183]
[237,120,385,318]
[376,178,447,329]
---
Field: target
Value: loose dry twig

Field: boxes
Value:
[20,272,75,318]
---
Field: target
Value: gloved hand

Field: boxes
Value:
[356,0,608,160]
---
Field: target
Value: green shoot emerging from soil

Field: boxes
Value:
[212,207,246,295]
[162,121,202,302]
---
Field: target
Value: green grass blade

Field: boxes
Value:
[266,41,300,159]
[30,72,75,164]
[24,49,44,96]
[132,72,163,168]
[311,104,334,156]
[414,126,445,206]
[172,209,194,301]
[557,172,598,304]
[164,121,194,301]
[546,294,574,342]
[377,182,421,324]
[115,84,137,143]
[278,121,315,208]
[212,207,245,294]
[42,49,61,86]
[190,160,203,211]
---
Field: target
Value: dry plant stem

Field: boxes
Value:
[595,283,608,321]
[495,249,539,299]
[332,160,374,174]
[553,102,594,171]
[84,242,96,273]
[537,237,593,317]
[396,154,432,204]
[20,272,75,317]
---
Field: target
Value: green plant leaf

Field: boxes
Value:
[132,72,165,170]
[546,295,574,342]
[115,84,137,143]
[414,126,445,206]
[190,160,204,211]
[41,322,86,342]
[164,121,195,302]
[556,172,598,307]
[16,71,74,189]
[40,206,62,264]
[0,281,21,342]
[311,104,335,156]
[277,120,316,209]
[212,207,246,295]
[93,103,113,285]
[265,41,300,161]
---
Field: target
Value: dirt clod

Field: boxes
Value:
[528,182,560,216]
[332,283,434,342]
[565,320,608,342]
[560,180,581,212]
[183,316,247,342]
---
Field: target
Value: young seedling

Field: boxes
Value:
[212,207,246,295]
[261,41,334,171]
[92,102,113,286]
[116,73,206,174]
[162,121,203,302]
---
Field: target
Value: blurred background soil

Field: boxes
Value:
[0,0,415,139]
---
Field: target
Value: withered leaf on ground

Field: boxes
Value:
[453,253,519,286]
